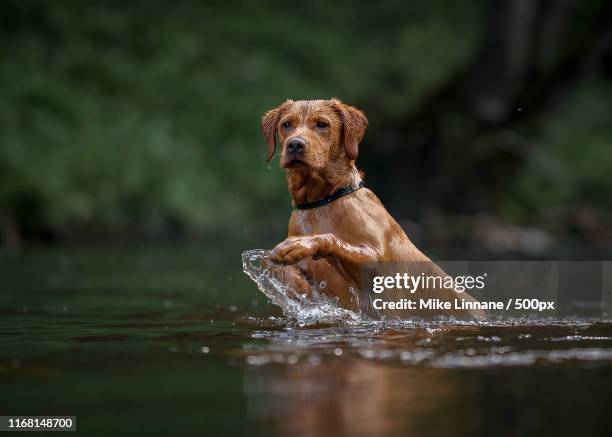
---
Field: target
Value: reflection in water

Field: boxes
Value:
[244,359,471,437]
[239,322,612,436]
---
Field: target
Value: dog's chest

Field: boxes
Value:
[291,201,361,237]
[291,206,350,236]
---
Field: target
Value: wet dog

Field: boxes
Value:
[262,99,483,319]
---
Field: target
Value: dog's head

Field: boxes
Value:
[261,99,368,171]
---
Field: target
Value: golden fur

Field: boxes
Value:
[262,99,483,319]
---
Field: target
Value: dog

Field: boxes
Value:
[261,99,484,319]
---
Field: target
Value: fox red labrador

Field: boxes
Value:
[261,99,484,319]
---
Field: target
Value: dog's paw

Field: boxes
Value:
[270,236,320,265]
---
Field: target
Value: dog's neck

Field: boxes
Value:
[285,163,362,206]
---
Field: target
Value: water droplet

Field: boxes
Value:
[334,348,343,356]
[201,346,210,353]
[247,355,269,366]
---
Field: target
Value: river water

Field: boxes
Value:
[1,246,611,436]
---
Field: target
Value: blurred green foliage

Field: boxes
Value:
[505,76,612,223]
[0,0,484,238]
[0,0,610,243]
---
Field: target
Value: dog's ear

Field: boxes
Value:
[261,101,290,162]
[331,98,368,160]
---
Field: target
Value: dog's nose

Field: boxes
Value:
[286,137,306,155]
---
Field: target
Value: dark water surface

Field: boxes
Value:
[1,246,611,436]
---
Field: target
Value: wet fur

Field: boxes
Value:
[262,99,483,319]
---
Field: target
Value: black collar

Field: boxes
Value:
[294,181,365,210]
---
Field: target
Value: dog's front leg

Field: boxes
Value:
[270,233,377,270]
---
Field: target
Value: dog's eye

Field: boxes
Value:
[316,121,328,128]
[282,121,292,129]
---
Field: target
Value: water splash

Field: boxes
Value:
[240,250,612,367]
[242,249,363,326]
[242,249,607,329]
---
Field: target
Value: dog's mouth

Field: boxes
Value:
[282,158,309,169]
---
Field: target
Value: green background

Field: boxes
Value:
[1,0,611,255]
